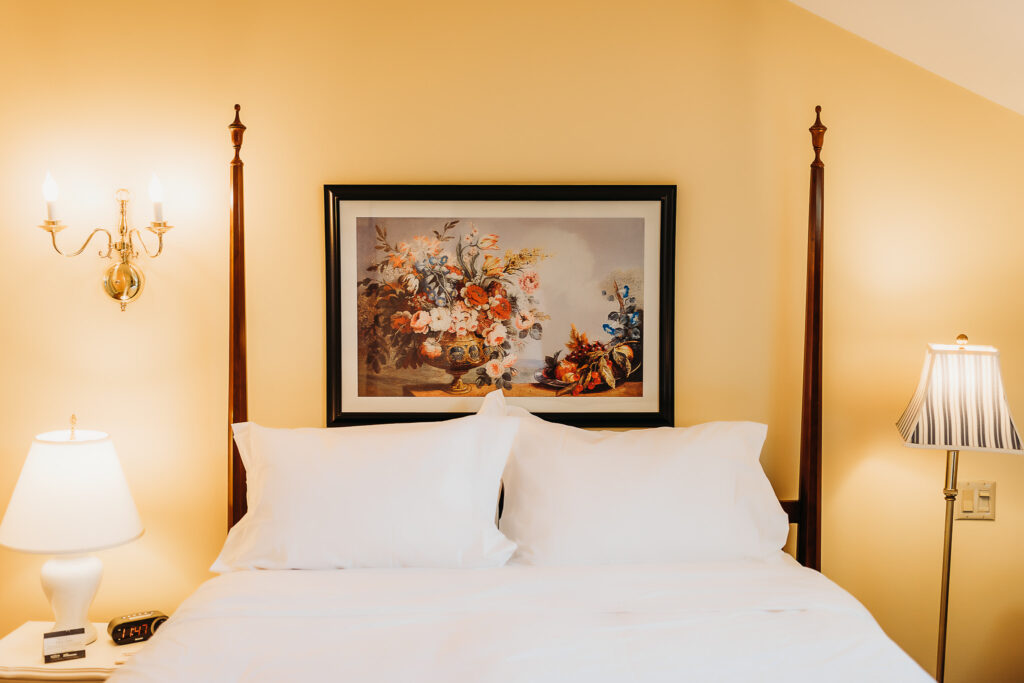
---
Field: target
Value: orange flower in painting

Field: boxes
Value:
[518,270,540,294]
[514,309,536,331]
[483,322,507,346]
[481,255,504,277]
[478,234,499,250]
[464,283,489,308]
[388,252,406,268]
[489,296,512,321]
[419,338,442,359]
[410,311,431,334]
[484,359,504,379]
[390,311,412,332]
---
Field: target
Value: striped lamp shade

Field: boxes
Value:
[898,343,1024,453]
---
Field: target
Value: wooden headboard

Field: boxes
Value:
[224,105,826,571]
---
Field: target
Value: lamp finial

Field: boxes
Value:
[955,334,968,348]
[69,414,77,440]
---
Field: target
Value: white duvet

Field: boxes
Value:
[111,554,929,682]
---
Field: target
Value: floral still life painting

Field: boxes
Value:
[355,216,644,398]
[326,184,675,427]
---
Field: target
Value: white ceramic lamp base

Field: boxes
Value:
[40,555,102,644]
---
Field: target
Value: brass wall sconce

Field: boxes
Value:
[39,173,173,311]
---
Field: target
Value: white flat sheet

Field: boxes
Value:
[110,554,929,682]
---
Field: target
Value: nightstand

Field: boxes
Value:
[0,622,143,681]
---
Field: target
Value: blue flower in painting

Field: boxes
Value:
[424,279,448,306]
[629,312,639,325]
[622,285,630,298]
[427,255,449,267]
[602,324,616,335]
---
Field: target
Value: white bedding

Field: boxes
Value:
[110,554,929,682]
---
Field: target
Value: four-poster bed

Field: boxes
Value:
[106,106,930,682]
[224,105,826,569]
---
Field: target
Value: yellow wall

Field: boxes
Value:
[1,1,1023,680]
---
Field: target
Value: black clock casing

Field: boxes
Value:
[107,611,167,645]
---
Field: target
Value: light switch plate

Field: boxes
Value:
[957,480,996,520]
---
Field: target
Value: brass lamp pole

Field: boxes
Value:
[935,447,958,682]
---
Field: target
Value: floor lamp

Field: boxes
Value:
[896,335,1022,683]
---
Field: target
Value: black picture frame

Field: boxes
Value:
[325,184,675,428]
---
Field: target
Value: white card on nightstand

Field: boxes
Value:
[42,627,88,663]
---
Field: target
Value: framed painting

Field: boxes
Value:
[325,185,675,427]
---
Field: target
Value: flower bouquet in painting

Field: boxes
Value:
[536,281,643,395]
[357,220,548,394]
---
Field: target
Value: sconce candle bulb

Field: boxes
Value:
[149,174,164,223]
[42,172,58,221]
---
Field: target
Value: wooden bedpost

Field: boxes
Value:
[798,106,826,570]
[228,104,248,528]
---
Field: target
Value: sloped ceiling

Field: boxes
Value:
[789,0,1024,116]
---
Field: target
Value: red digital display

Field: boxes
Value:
[109,611,167,645]
[114,622,150,642]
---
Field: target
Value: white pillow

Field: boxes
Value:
[212,397,518,571]
[497,406,789,565]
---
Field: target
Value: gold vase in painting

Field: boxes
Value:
[421,333,487,394]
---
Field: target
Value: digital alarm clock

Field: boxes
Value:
[107,611,168,645]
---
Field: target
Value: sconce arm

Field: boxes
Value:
[48,228,114,258]
[128,228,167,258]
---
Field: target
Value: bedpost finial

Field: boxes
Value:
[230,104,246,161]
[809,106,826,166]
[230,104,245,131]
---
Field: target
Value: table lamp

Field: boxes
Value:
[896,335,1022,683]
[0,418,143,644]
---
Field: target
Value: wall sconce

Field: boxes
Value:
[39,173,173,311]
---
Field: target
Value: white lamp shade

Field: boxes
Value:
[897,343,1024,454]
[0,429,143,554]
